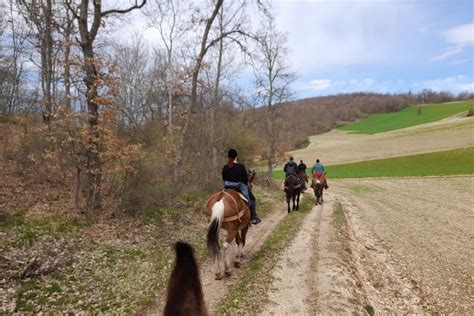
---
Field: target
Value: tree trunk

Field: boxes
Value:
[82,41,102,210]
[210,6,224,181]
[63,8,73,110]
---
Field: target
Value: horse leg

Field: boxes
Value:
[296,192,300,210]
[224,229,238,276]
[321,190,324,203]
[234,232,242,268]
[292,194,296,211]
[287,197,291,213]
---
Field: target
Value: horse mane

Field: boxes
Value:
[164,242,207,316]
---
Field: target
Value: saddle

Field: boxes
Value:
[284,174,302,190]
[223,186,249,205]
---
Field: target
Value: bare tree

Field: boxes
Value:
[1,0,30,115]
[252,17,295,177]
[65,0,147,210]
[145,0,190,138]
[114,35,151,126]
[17,0,56,126]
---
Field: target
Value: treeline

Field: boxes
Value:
[0,1,471,214]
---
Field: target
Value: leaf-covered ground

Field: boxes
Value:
[0,135,280,314]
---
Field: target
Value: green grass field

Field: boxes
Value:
[273,147,474,179]
[338,101,474,134]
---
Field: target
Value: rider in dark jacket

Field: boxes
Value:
[222,149,261,224]
[298,160,307,173]
[283,156,299,177]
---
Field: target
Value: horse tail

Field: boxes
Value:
[207,197,224,261]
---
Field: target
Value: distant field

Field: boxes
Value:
[338,101,474,134]
[274,147,474,179]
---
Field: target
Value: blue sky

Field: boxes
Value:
[269,0,473,98]
[125,0,473,99]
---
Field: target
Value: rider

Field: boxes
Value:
[298,160,307,174]
[283,156,304,190]
[298,160,308,190]
[311,159,329,189]
[222,149,261,224]
[283,156,299,177]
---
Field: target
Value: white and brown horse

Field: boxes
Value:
[206,189,251,280]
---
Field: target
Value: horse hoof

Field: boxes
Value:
[234,261,241,268]
[215,273,223,280]
[225,270,232,276]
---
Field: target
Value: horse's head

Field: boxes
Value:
[164,242,207,316]
[247,168,256,189]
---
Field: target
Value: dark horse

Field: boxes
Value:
[311,173,325,205]
[164,242,207,316]
[284,174,301,213]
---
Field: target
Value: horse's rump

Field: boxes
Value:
[298,171,308,183]
[284,175,302,191]
[311,173,326,187]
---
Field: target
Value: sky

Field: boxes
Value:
[267,0,474,98]
[73,0,474,99]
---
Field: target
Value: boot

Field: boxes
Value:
[251,217,261,225]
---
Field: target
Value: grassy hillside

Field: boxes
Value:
[273,147,474,179]
[338,101,473,134]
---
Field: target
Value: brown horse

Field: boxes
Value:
[164,242,207,316]
[298,170,308,191]
[284,174,301,213]
[206,189,251,280]
[311,173,326,204]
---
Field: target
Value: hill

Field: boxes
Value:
[338,101,474,134]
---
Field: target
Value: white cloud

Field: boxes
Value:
[459,82,474,92]
[432,23,474,62]
[272,1,427,73]
[301,77,375,93]
[310,79,331,90]
[443,23,474,45]
[418,75,474,92]
[431,45,464,61]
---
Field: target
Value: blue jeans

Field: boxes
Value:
[224,181,250,201]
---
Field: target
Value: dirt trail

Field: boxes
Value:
[148,202,289,315]
[263,193,367,315]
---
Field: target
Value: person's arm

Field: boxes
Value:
[222,166,226,182]
[322,164,326,174]
[240,164,249,185]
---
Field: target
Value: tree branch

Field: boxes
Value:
[101,0,147,17]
